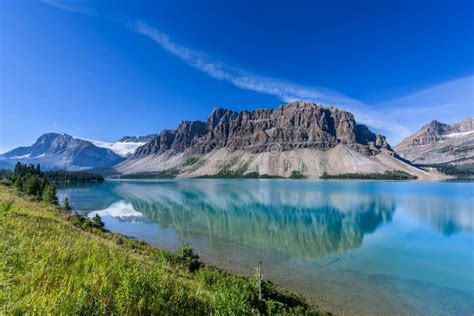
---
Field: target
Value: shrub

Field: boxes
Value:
[177,243,202,272]
[91,214,105,229]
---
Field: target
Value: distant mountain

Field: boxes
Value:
[117,101,435,179]
[0,133,125,170]
[394,118,473,165]
[116,134,158,143]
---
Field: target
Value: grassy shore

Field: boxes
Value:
[0,185,327,315]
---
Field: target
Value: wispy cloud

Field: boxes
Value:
[133,22,411,139]
[41,1,471,146]
[380,76,474,143]
[134,22,362,107]
[41,0,95,16]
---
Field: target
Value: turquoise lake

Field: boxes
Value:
[59,179,474,315]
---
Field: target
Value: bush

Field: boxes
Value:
[177,243,202,272]
[91,214,105,229]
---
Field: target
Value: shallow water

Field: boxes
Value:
[59,179,474,315]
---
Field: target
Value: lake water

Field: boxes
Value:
[58,179,474,315]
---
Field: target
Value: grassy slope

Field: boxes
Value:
[0,186,326,315]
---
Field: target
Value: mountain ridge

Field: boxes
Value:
[116,101,439,179]
[394,117,474,165]
[0,133,125,170]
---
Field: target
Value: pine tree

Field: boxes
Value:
[23,175,42,196]
[63,197,71,211]
[43,183,58,205]
[13,177,24,191]
[91,214,105,229]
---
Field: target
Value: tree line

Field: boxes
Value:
[3,162,105,228]
[1,162,104,205]
[321,170,417,180]
[44,170,104,182]
[11,162,58,204]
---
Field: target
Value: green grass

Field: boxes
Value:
[0,186,327,315]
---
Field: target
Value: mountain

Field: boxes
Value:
[117,101,436,179]
[130,121,208,158]
[83,134,157,157]
[394,118,474,165]
[116,134,158,143]
[0,133,125,170]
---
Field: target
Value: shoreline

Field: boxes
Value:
[0,185,329,314]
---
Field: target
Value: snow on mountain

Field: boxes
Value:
[444,130,474,139]
[80,138,146,157]
[0,133,125,170]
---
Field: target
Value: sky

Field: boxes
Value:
[0,0,473,153]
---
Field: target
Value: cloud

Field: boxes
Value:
[134,22,410,140]
[380,76,474,144]
[134,23,362,106]
[41,2,471,145]
[384,76,473,117]
[41,0,95,16]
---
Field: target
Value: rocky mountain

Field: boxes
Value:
[131,121,208,158]
[116,134,158,143]
[117,101,436,179]
[0,133,125,170]
[394,118,474,165]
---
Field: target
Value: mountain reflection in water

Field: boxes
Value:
[58,179,474,315]
[63,180,399,258]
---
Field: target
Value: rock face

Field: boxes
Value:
[394,118,474,165]
[116,102,438,179]
[133,102,389,158]
[117,134,158,143]
[0,133,125,170]
[131,121,208,158]
[190,102,389,155]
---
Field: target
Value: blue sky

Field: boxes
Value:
[1,0,473,153]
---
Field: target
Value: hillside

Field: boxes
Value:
[0,185,326,314]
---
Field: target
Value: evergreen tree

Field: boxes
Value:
[23,175,42,197]
[43,183,58,205]
[14,162,22,179]
[91,214,105,229]
[13,177,24,191]
[63,197,71,211]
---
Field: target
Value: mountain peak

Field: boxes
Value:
[129,102,389,161]
[394,117,474,165]
[116,134,158,143]
[0,133,124,170]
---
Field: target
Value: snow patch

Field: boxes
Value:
[78,137,146,157]
[11,154,31,159]
[444,131,474,138]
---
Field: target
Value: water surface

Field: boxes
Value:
[59,179,474,315]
